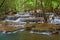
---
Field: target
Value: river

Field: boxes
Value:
[0,31,60,40]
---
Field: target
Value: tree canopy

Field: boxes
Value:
[0,0,60,12]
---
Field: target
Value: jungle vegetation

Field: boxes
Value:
[0,0,60,22]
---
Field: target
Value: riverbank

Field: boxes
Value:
[0,23,60,35]
[0,23,59,31]
[0,25,24,32]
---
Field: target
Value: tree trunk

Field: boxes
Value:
[40,0,47,23]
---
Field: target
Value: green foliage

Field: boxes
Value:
[0,0,60,12]
[52,1,58,9]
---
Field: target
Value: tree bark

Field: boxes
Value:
[40,0,47,23]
